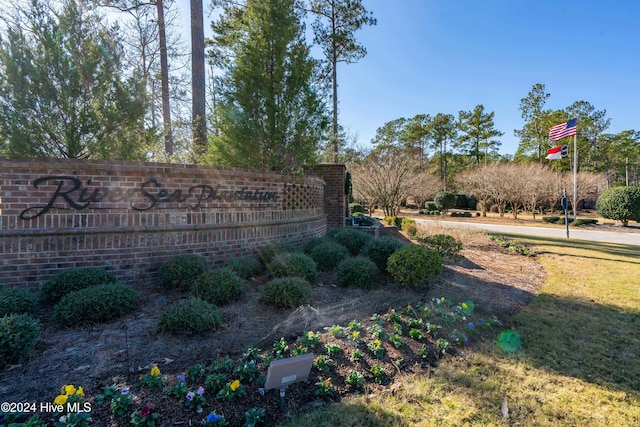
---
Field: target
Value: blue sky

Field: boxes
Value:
[182,0,640,156]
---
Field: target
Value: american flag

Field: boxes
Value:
[549,118,577,141]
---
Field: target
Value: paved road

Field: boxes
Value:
[414,219,640,246]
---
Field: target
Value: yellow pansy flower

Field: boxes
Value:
[461,303,468,310]
[230,380,240,392]
[63,384,76,395]
[54,394,68,405]
[323,379,331,387]
[150,365,161,376]
[76,386,85,396]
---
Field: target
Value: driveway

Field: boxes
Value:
[414,219,640,246]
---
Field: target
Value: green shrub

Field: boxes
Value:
[303,236,328,254]
[467,196,478,210]
[160,254,208,291]
[192,268,245,306]
[455,194,469,209]
[349,203,366,214]
[336,257,380,290]
[257,242,297,266]
[262,278,311,308]
[383,216,395,225]
[0,287,38,317]
[556,217,575,225]
[596,186,640,226]
[424,201,437,211]
[387,245,443,287]
[0,314,40,368]
[267,253,317,283]
[226,257,263,279]
[41,268,117,304]
[330,228,373,256]
[393,217,404,228]
[434,191,456,213]
[417,234,463,261]
[307,241,350,271]
[573,218,599,226]
[361,236,406,271]
[53,283,138,326]
[542,216,561,223]
[401,218,417,238]
[158,299,221,332]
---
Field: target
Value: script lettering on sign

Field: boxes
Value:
[19,176,279,220]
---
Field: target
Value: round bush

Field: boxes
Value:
[434,191,457,213]
[424,201,437,211]
[596,186,640,226]
[330,228,373,256]
[401,218,417,238]
[192,268,245,306]
[336,257,380,290]
[0,314,40,368]
[226,257,263,279]
[387,244,443,287]
[0,287,38,317]
[41,268,117,304]
[53,283,139,326]
[262,278,311,308]
[417,234,463,261]
[361,237,406,271]
[257,242,297,266]
[307,241,350,271]
[350,203,366,214]
[303,236,330,254]
[160,254,208,291]
[267,253,317,283]
[158,299,221,333]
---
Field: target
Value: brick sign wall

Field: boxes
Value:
[0,158,344,289]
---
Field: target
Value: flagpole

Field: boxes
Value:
[573,133,577,220]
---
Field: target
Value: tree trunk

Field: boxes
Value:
[191,0,207,153]
[331,0,339,163]
[157,0,173,155]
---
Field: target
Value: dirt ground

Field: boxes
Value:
[0,224,547,426]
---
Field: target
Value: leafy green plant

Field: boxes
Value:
[257,242,297,266]
[572,218,599,226]
[360,236,406,271]
[325,342,342,356]
[369,365,385,383]
[130,405,159,427]
[400,217,417,238]
[0,314,40,368]
[387,244,443,287]
[314,378,335,398]
[409,328,424,341]
[204,412,227,427]
[367,339,385,358]
[417,234,463,261]
[348,319,363,331]
[434,191,456,214]
[168,375,189,398]
[267,252,317,283]
[184,387,206,411]
[367,323,386,340]
[226,256,263,279]
[436,338,451,355]
[350,349,363,362]
[110,388,133,416]
[388,333,404,348]
[139,365,164,388]
[158,299,221,332]
[336,256,379,289]
[53,283,138,326]
[159,254,208,291]
[204,373,226,395]
[185,364,207,383]
[192,267,245,306]
[291,344,309,356]
[307,240,350,271]
[41,267,117,304]
[596,185,640,225]
[0,287,38,317]
[261,277,311,308]
[345,370,366,390]
[300,331,321,348]
[490,235,536,256]
[273,337,289,358]
[329,228,373,256]
[244,407,266,427]
[216,380,244,401]
[325,324,345,338]
[314,355,332,373]
[542,216,561,223]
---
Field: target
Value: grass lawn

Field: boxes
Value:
[286,234,640,426]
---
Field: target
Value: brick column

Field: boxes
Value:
[313,164,347,230]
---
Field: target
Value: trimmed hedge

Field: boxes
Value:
[336,257,380,290]
[0,287,38,317]
[0,314,40,368]
[267,253,317,283]
[417,234,463,261]
[158,299,222,333]
[192,268,245,306]
[387,244,443,287]
[257,242,297,266]
[41,268,117,304]
[53,283,139,326]
[262,278,311,308]
[596,186,640,225]
[160,254,208,291]
[307,241,350,271]
[330,228,373,256]
[226,257,263,279]
[361,237,406,271]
